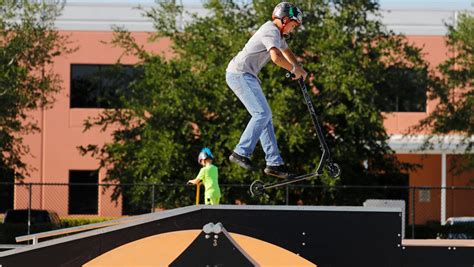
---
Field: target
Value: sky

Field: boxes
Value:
[67,0,473,10]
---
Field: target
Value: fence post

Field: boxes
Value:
[411,187,416,238]
[285,185,289,205]
[441,153,447,225]
[28,183,32,238]
[151,184,155,213]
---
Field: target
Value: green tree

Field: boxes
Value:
[83,0,431,208]
[0,0,71,180]
[416,11,473,173]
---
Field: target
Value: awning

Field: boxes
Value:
[388,134,473,154]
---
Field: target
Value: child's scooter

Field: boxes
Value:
[250,73,341,196]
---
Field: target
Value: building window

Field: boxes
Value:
[68,170,98,215]
[70,64,138,108]
[0,169,14,213]
[374,66,427,112]
[419,189,431,203]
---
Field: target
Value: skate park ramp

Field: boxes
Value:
[0,205,473,267]
[0,205,401,266]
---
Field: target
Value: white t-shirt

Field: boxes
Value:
[226,21,288,78]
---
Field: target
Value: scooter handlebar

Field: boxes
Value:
[285,72,296,79]
[286,73,305,88]
[286,72,305,82]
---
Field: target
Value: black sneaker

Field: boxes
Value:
[229,152,257,171]
[264,165,295,179]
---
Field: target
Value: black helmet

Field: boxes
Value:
[272,2,303,26]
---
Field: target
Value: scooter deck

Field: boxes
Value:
[263,172,321,190]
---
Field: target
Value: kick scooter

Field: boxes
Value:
[250,74,341,196]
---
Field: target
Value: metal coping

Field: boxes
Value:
[15,213,150,243]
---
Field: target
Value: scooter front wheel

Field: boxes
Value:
[327,163,341,178]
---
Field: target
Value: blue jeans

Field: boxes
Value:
[226,72,283,166]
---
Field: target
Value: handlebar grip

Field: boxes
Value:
[285,72,296,79]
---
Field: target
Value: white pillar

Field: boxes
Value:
[441,153,447,225]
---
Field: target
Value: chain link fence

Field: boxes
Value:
[1,182,473,243]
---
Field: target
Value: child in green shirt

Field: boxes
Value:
[188,148,221,205]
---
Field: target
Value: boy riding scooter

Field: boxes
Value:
[227,2,306,180]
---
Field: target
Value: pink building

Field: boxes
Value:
[2,1,473,223]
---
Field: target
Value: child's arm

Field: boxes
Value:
[282,48,299,66]
[187,178,201,185]
[188,168,205,185]
[282,48,307,80]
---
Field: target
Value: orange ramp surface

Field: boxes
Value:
[84,230,317,267]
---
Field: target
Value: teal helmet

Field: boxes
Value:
[198,147,214,163]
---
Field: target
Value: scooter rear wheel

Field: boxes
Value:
[250,180,265,197]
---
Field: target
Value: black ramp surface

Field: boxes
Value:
[195,207,402,267]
